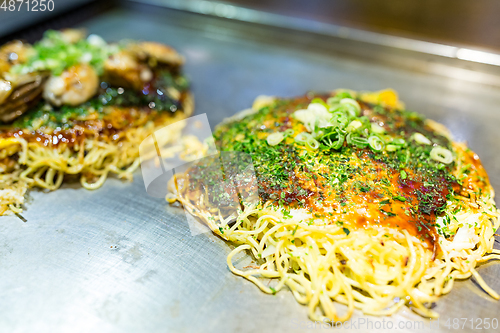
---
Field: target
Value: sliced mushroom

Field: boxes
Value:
[0,79,12,105]
[127,41,185,67]
[103,50,153,91]
[0,72,49,122]
[0,40,34,72]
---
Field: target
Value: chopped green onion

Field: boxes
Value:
[340,98,361,116]
[391,138,406,146]
[326,97,337,104]
[340,98,360,110]
[284,129,295,137]
[368,135,384,151]
[293,110,316,132]
[311,98,329,109]
[311,130,322,139]
[320,129,345,150]
[347,133,368,148]
[293,103,332,132]
[11,30,118,76]
[330,111,349,129]
[412,132,431,145]
[400,170,407,179]
[394,195,406,201]
[370,123,385,134]
[267,132,284,146]
[308,103,329,114]
[306,137,320,150]
[346,120,362,132]
[386,144,399,152]
[430,146,453,164]
[334,91,353,100]
[326,100,341,110]
[294,132,311,144]
[326,92,353,106]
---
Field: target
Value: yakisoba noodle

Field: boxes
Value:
[168,89,500,322]
[0,102,192,215]
[0,29,192,215]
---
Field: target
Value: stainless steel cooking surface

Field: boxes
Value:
[1,4,500,333]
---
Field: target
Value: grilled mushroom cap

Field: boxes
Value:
[0,79,12,105]
[103,50,153,91]
[0,40,43,123]
[0,72,49,123]
[0,40,33,72]
[127,42,185,67]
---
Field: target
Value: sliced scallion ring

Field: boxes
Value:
[330,111,349,129]
[430,146,453,164]
[320,129,345,150]
[337,91,353,99]
[370,123,385,134]
[310,98,329,109]
[284,129,295,137]
[311,130,323,139]
[386,144,399,152]
[340,98,361,116]
[326,97,339,105]
[412,132,431,145]
[346,120,362,132]
[327,105,340,113]
[391,138,406,146]
[326,92,352,106]
[347,133,368,148]
[267,132,285,146]
[368,136,384,152]
[306,137,320,150]
[294,132,311,144]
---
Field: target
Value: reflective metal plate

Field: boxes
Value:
[1,6,499,333]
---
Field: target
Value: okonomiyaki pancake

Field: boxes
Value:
[169,89,499,322]
[0,29,193,215]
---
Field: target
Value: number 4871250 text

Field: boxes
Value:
[1,0,54,11]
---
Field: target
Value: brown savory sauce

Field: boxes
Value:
[212,93,466,254]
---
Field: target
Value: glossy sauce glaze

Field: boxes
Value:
[0,71,190,148]
[213,93,467,254]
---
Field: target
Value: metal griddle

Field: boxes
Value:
[1,2,500,332]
